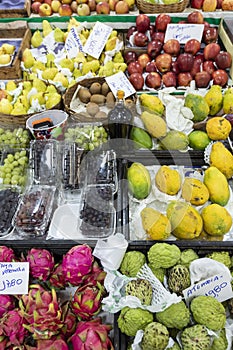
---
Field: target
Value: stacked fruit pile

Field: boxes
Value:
[191,0,233,11]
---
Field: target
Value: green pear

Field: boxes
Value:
[59,58,74,72]
[23,81,32,91]
[45,85,57,94]
[0,54,11,65]
[42,67,58,80]
[11,104,27,115]
[45,92,61,109]
[53,72,69,88]
[30,92,45,106]
[74,52,87,64]
[54,28,65,43]
[19,95,30,110]
[46,53,56,68]
[22,49,35,69]
[31,30,43,48]
[1,43,15,54]
[72,68,82,79]
[6,81,17,91]
[42,19,53,38]
[32,61,46,73]
[33,78,47,93]
[0,98,13,114]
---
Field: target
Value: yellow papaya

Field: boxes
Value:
[203,166,230,206]
[184,93,210,122]
[204,85,223,116]
[223,88,233,114]
[181,178,209,206]
[127,162,151,200]
[201,203,232,236]
[141,111,167,139]
[140,207,171,240]
[155,165,181,195]
[210,142,233,179]
[139,94,165,116]
[206,116,232,140]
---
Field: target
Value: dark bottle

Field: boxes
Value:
[108,90,133,140]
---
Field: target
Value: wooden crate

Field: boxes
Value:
[0,0,30,18]
[0,21,31,80]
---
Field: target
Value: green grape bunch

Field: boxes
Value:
[0,127,31,149]
[0,150,29,186]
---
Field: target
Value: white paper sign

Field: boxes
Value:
[164,24,205,44]
[183,271,233,303]
[105,71,136,99]
[83,22,113,59]
[0,262,29,295]
[65,27,84,59]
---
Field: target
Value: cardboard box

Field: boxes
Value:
[0,21,31,80]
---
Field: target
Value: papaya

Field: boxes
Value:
[141,111,167,139]
[204,85,223,116]
[130,126,153,149]
[201,203,232,236]
[206,116,232,140]
[223,87,233,114]
[181,178,209,206]
[184,93,210,122]
[139,94,165,116]
[166,200,203,240]
[210,142,233,179]
[140,207,171,240]
[203,166,230,206]
[127,162,151,200]
[159,130,189,150]
[155,165,181,195]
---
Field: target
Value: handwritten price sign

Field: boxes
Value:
[0,262,29,295]
[65,27,84,59]
[164,24,204,44]
[83,22,113,59]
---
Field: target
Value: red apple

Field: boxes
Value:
[163,39,180,56]
[31,1,42,13]
[202,27,218,44]
[177,72,193,87]
[115,0,129,13]
[124,51,137,64]
[39,3,52,15]
[147,39,163,59]
[203,21,210,31]
[162,72,177,87]
[96,1,110,14]
[212,69,229,87]
[88,0,96,10]
[191,0,204,9]
[138,53,151,69]
[215,51,232,70]
[129,72,144,90]
[44,0,52,5]
[204,43,221,61]
[187,10,204,24]
[133,32,149,47]
[145,72,161,89]
[155,53,172,73]
[151,31,165,43]
[171,61,180,75]
[136,14,150,33]
[155,14,171,32]
[184,39,201,55]
[203,60,216,75]
[216,0,222,8]
[195,53,204,64]
[127,61,143,75]
[149,25,155,37]
[190,56,202,77]
[145,61,157,73]
[176,53,194,72]
[195,71,211,88]
[58,3,72,14]
[126,26,137,40]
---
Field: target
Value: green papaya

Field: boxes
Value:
[184,93,210,122]
[203,166,230,206]
[130,126,153,149]
[127,162,151,200]
[159,130,189,150]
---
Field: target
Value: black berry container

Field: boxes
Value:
[0,185,21,237]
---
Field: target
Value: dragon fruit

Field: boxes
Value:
[0,246,16,262]
[19,284,63,340]
[49,263,67,289]
[71,318,114,350]
[62,245,93,286]
[85,261,107,286]
[72,282,105,320]
[26,248,55,281]
[61,301,77,339]
[0,308,28,346]
[0,295,15,317]
[37,338,69,350]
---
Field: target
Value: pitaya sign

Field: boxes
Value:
[0,262,29,295]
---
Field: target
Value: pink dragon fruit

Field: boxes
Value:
[0,308,28,346]
[71,282,105,320]
[85,261,107,286]
[19,284,63,340]
[37,338,69,350]
[71,318,114,350]
[26,248,55,281]
[49,263,67,289]
[61,301,77,339]
[62,245,93,286]
[0,295,15,317]
[0,246,16,262]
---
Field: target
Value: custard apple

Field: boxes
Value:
[148,243,181,269]
[210,328,228,350]
[181,324,211,350]
[167,264,191,295]
[207,251,232,269]
[178,249,199,268]
[156,301,190,330]
[125,278,153,305]
[120,251,146,277]
[191,296,226,331]
[117,307,153,336]
[141,322,169,350]
[148,264,166,283]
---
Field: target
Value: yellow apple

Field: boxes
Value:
[51,0,62,12]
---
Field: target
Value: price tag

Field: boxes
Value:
[164,23,204,44]
[0,262,29,295]
[105,71,136,98]
[65,27,84,59]
[83,22,113,59]
[183,271,233,303]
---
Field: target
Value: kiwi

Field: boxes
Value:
[95,111,107,119]
[86,102,100,117]
[89,82,102,95]
[78,87,91,104]
[90,94,106,105]
[106,91,115,109]
[101,82,110,96]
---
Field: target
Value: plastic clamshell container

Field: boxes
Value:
[79,184,116,238]
[13,184,56,237]
[0,185,21,237]
[0,125,31,151]
[29,139,58,186]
